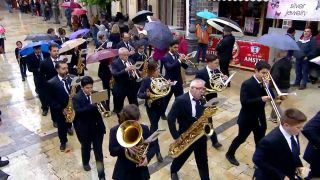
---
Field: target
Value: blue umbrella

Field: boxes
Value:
[144,21,173,50]
[20,41,60,56]
[196,10,217,20]
[69,28,90,40]
[257,33,300,50]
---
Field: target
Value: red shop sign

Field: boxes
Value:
[207,36,270,69]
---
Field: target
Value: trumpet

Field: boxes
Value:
[127,60,143,82]
[262,73,281,122]
[178,53,197,68]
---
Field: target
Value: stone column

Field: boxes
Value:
[185,0,198,75]
[52,0,60,24]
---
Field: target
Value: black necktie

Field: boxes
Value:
[193,98,202,118]
[86,95,90,103]
[62,79,71,93]
[291,135,300,166]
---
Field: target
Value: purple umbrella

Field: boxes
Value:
[69,28,90,40]
[144,21,173,50]
[87,49,118,64]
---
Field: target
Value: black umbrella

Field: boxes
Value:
[132,10,154,24]
[25,33,59,41]
[207,17,243,36]
[144,21,173,50]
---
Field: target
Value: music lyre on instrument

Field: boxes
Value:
[91,90,111,117]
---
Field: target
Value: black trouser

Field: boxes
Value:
[51,108,68,144]
[219,60,230,77]
[227,123,266,156]
[112,81,138,113]
[171,136,210,180]
[74,124,105,178]
[38,81,49,112]
[309,163,320,178]
[146,106,163,153]
[101,79,111,110]
[19,60,27,79]
[205,93,219,145]
[163,83,184,114]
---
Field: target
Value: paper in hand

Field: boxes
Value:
[59,55,72,63]
[223,72,236,86]
[91,90,108,104]
[106,42,113,48]
[144,129,166,143]
[187,51,197,58]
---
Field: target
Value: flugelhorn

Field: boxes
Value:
[262,73,281,122]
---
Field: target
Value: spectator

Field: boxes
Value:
[109,24,121,49]
[309,32,320,86]
[195,19,212,63]
[15,41,27,81]
[90,15,100,46]
[286,27,296,58]
[128,20,139,40]
[80,14,90,29]
[43,0,51,21]
[0,25,6,56]
[293,27,317,90]
[118,19,129,34]
[174,31,188,55]
[138,30,148,55]
[47,28,55,36]
[72,15,80,32]
[65,8,72,30]
[5,0,13,13]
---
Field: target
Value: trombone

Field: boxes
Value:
[96,103,112,117]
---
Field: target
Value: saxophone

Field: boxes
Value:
[65,82,77,123]
[76,49,86,75]
[168,98,217,158]
[147,75,171,107]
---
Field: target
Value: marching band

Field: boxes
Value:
[18,28,318,180]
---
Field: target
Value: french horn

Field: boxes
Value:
[147,75,171,107]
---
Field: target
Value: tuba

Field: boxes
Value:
[116,120,149,164]
[147,75,171,107]
[65,81,78,123]
[168,97,220,158]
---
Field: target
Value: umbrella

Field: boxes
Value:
[207,17,243,36]
[24,33,58,41]
[144,21,173,50]
[69,28,90,40]
[72,8,87,16]
[256,33,300,51]
[196,10,217,20]
[59,38,86,54]
[132,10,154,24]
[0,26,5,34]
[87,49,118,64]
[60,1,82,9]
[20,41,50,56]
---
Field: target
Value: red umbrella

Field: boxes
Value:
[60,1,82,9]
[0,26,6,34]
[87,49,118,64]
[72,8,87,16]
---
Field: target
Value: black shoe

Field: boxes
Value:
[22,78,25,81]
[42,109,48,116]
[171,173,179,180]
[299,85,306,90]
[60,144,66,152]
[292,84,300,87]
[83,164,91,171]
[0,157,9,167]
[53,122,57,128]
[67,128,74,136]
[225,153,239,166]
[161,114,167,120]
[156,152,163,163]
[213,142,222,149]
[99,177,105,180]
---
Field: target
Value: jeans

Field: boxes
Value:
[197,43,208,63]
[295,58,310,86]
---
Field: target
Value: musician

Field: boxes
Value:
[68,46,85,76]
[130,43,147,64]
[109,104,156,180]
[47,61,72,151]
[98,59,112,111]
[195,54,224,149]
[253,108,307,180]
[96,34,108,50]
[138,61,164,162]
[111,47,139,114]
[55,28,69,46]
[226,61,272,166]
[168,79,210,180]
[116,32,135,54]
[302,111,320,178]
[162,40,189,119]
[72,76,106,180]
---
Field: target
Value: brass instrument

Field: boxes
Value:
[116,120,149,164]
[262,72,281,122]
[168,97,218,158]
[65,80,77,123]
[206,71,227,94]
[96,103,112,117]
[91,90,112,117]
[127,60,142,82]
[109,77,115,89]
[147,75,171,107]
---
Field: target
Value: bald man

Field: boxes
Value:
[111,48,139,114]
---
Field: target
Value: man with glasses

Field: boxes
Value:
[168,79,210,180]
[116,32,135,55]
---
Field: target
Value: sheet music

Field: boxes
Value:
[310,56,320,65]
[223,72,236,86]
[106,42,113,48]
[187,51,197,58]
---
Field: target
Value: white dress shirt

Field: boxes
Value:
[83,91,91,104]
[169,51,181,63]
[58,75,69,94]
[279,124,298,151]
[189,92,197,118]
[51,57,57,68]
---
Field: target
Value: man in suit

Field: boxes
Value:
[56,28,69,46]
[195,54,225,149]
[109,104,156,180]
[216,26,235,87]
[72,76,106,180]
[47,61,72,151]
[111,47,139,114]
[253,108,307,180]
[226,60,272,166]
[130,43,147,64]
[168,79,210,180]
[162,40,189,119]
[116,32,135,54]
[303,111,320,178]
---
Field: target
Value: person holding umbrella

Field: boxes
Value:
[216,26,235,87]
[195,19,213,63]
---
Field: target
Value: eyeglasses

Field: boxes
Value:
[191,86,206,91]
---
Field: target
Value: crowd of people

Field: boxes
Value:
[0,4,320,180]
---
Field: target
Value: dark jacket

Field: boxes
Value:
[167,93,205,139]
[26,52,50,73]
[47,76,70,110]
[55,37,69,46]
[116,40,134,51]
[72,90,106,135]
[302,111,320,165]
[271,57,292,90]
[216,34,235,62]
[195,67,220,100]
[238,76,269,128]
[98,60,112,82]
[253,127,303,180]
[109,124,155,180]
[162,53,188,86]
[39,58,58,83]
[294,37,317,60]
[109,33,121,49]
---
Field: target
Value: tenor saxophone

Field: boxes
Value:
[168,104,217,158]
[65,84,77,123]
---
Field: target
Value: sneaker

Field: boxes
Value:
[225,153,240,166]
